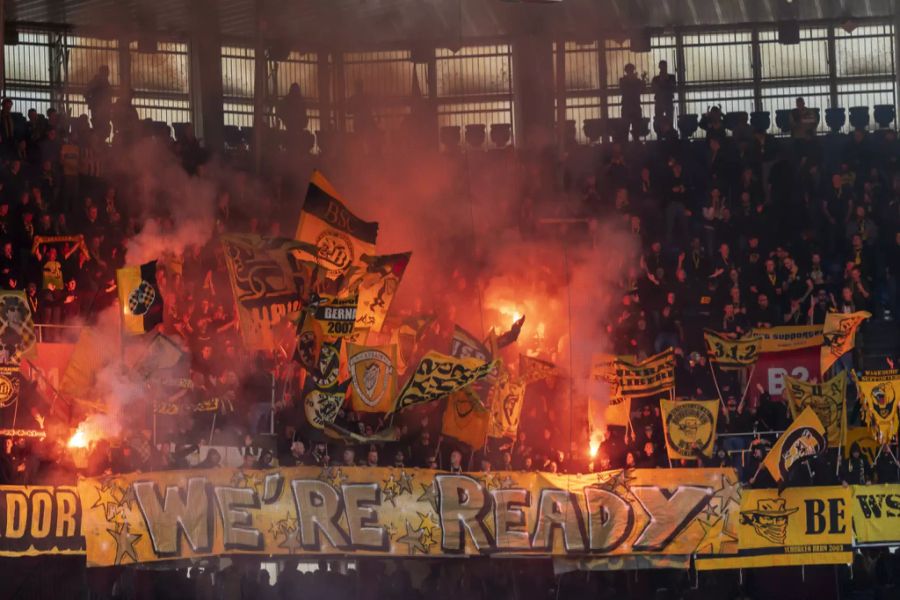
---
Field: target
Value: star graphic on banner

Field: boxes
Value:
[383,474,401,507]
[385,522,398,540]
[107,522,141,565]
[319,467,348,490]
[397,470,414,495]
[416,512,439,550]
[417,482,439,513]
[713,473,741,508]
[119,484,137,511]
[93,482,122,519]
[278,530,303,554]
[702,497,720,520]
[695,517,737,555]
[269,513,299,538]
[499,476,517,490]
[596,469,628,492]
[396,520,428,555]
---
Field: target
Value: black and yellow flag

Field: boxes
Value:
[590,353,634,426]
[612,349,676,398]
[348,253,411,333]
[303,338,347,430]
[116,260,163,335]
[784,371,847,447]
[821,311,870,374]
[295,171,379,279]
[488,368,526,438]
[221,234,318,350]
[763,407,827,484]
[347,343,396,413]
[854,369,900,445]
[311,294,360,339]
[660,399,719,459]
[394,351,498,412]
[441,389,490,449]
[519,354,558,385]
[704,329,760,369]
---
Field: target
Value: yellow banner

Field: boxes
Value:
[394,351,498,412]
[821,311,870,374]
[591,353,631,426]
[784,371,847,447]
[0,486,84,556]
[851,484,900,545]
[347,343,396,413]
[221,234,317,350]
[295,171,378,279]
[488,369,526,438]
[78,467,741,566]
[312,294,360,338]
[660,399,719,459]
[0,291,37,364]
[763,407,827,483]
[703,330,760,369]
[348,253,411,333]
[519,354,559,385]
[747,325,824,353]
[854,369,900,445]
[441,390,490,448]
[609,350,675,399]
[697,486,852,569]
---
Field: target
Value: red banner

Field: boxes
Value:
[748,347,820,403]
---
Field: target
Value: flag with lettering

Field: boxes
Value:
[612,349,676,398]
[295,171,378,279]
[784,371,847,447]
[820,311,870,374]
[763,407,827,484]
[660,399,719,460]
[311,294,359,339]
[393,351,498,412]
[703,329,760,369]
[854,369,900,445]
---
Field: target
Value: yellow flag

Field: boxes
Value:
[660,399,720,459]
[703,329,760,369]
[820,311,870,374]
[116,261,163,335]
[763,407,827,483]
[488,368,526,438]
[295,171,378,279]
[854,369,900,445]
[441,390,490,449]
[612,349,676,398]
[590,353,632,426]
[347,343,396,413]
[0,291,37,362]
[393,351,497,412]
[784,371,846,447]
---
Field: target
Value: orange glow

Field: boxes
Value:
[67,421,103,449]
[588,439,600,458]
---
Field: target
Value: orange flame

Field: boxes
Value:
[588,439,600,458]
[67,420,103,449]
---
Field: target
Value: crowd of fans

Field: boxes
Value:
[0,61,894,494]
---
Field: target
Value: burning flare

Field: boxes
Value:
[67,420,104,449]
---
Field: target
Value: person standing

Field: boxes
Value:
[619,64,646,141]
[651,60,676,122]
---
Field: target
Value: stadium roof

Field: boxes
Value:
[6,0,898,46]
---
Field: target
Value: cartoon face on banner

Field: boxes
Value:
[739,498,798,545]
[871,383,896,419]
[779,427,826,474]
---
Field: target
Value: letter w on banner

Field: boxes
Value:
[295,171,378,280]
[763,407,827,484]
[660,399,719,460]
[853,369,900,445]
[784,371,847,447]
[703,329,760,370]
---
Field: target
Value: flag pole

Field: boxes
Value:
[708,361,727,413]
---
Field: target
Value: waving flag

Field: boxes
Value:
[763,407,827,484]
[116,260,164,335]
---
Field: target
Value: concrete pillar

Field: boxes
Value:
[188,0,224,152]
[512,35,556,150]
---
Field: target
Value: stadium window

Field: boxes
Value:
[681,31,753,85]
[129,41,193,132]
[553,41,602,145]
[342,49,415,137]
[435,44,514,148]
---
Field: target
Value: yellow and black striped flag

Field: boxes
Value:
[116,260,163,335]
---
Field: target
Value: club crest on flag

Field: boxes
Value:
[870,383,896,420]
[663,401,716,457]
[739,498,798,545]
[313,342,341,389]
[0,367,18,407]
[305,388,343,429]
[127,280,157,316]
[349,349,393,408]
[315,230,355,277]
